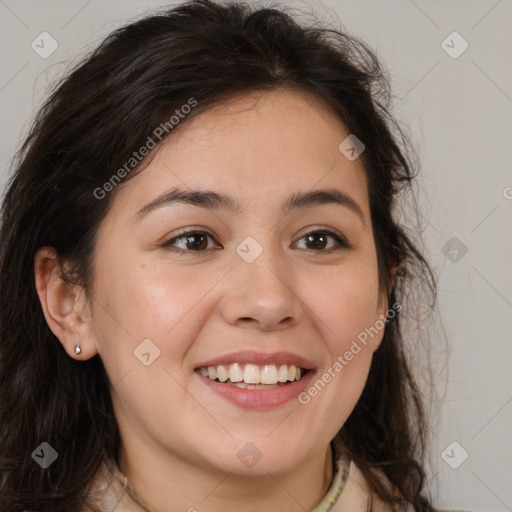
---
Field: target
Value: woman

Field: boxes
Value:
[0,1,467,510]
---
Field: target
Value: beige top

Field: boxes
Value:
[82,447,468,512]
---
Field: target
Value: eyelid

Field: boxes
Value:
[167,226,215,239]
[162,226,219,249]
[295,225,349,244]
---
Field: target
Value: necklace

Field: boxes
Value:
[114,443,348,512]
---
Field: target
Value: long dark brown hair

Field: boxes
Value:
[0,1,440,510]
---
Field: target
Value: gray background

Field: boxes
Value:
[1,1,511,510]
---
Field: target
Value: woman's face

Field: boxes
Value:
[87,89,389,476]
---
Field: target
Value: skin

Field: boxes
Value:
[35,89,391,511]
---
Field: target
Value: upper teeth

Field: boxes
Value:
[199,363,302,384]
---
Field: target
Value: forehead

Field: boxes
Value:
[110,89,370,223]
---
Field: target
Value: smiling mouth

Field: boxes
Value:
[196,363,309,389]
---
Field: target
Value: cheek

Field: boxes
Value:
[306,260,382,352]
[92,252,222,370]
[320,286,379,389]
[327,288,382,355]
[91,256,213,425]
[301,260,382,413]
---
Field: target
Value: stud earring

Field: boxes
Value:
[74,336,81,355]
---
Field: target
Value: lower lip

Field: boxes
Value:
[196,370,315,410]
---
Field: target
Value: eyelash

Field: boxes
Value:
[161,228,350,255]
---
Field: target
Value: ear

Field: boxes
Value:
[372,265,398,353]
[34,246,98,360]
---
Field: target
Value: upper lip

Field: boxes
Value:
[194,350,316,370]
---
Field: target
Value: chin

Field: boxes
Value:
[199,437,310,477]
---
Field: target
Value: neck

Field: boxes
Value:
[118,441,334,512]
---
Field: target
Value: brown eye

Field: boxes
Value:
[294,230,349,252]
[162,231,217,253]
[162,228,349,255]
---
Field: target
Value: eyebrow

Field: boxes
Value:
[133,186,366,226]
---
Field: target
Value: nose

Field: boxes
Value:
[220,245,303,331]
